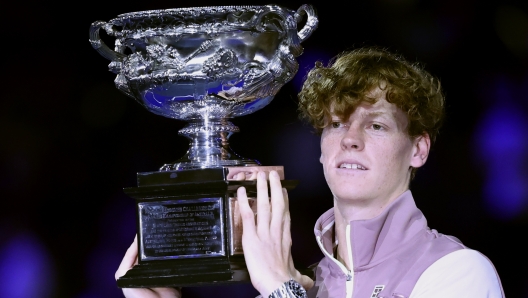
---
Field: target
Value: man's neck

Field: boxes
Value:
[333,196,391,222]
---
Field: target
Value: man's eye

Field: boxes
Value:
[331,122,342,128]
[372,124,383,130]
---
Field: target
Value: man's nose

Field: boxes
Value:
[341,126,365,150]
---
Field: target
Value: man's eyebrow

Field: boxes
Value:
[360,111,388,118]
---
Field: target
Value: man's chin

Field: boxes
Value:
[331,190,374,204]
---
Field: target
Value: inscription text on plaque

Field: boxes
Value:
[139,197,225,261]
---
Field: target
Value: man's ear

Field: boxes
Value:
[410,133,431,168]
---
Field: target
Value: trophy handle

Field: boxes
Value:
[89,21,136,98]
[89,20,126,62]
[295,4,319,43]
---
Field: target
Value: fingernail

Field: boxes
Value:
[270,170,279,178]
[258,171,266,179]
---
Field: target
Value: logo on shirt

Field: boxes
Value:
[370,285,385,298]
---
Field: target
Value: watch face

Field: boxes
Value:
[269,279,307,298]
[288,280,307,298]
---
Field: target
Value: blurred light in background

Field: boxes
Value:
[472,77,528,220]
[0,233,56,298]
[74,193,137,298]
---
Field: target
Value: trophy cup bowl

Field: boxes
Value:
[89,4,317,288]
[90,4,318,170]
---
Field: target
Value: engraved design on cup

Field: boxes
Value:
[89,5,318,170]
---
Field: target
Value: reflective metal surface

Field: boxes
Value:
[89,5,318,170]
[139,197,225,260]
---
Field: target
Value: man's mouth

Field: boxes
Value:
[339,163,367,170]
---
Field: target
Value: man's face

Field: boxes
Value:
[319,89,429,209]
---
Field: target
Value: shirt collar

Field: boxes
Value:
[314,190,427,269]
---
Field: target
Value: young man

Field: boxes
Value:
[116,47,505,298]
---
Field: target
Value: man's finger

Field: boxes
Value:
[269,171,286,238]
[233,172,246,180]
[122,287,182,298]
[256,171,271,236]
[237,186,257,237]
[282,208,292,260]
[115,235,138,280]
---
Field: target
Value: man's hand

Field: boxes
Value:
[237,170,314,297]
[115,235,182,298]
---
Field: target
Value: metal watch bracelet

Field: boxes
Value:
[268,279,307,298]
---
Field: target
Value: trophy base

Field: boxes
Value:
[118,166,298,288]
[117,255,249,288]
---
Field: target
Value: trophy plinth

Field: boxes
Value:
[117,166,298,288]
[89,4,317,288]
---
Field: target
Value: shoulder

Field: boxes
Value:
[410,249,504,298]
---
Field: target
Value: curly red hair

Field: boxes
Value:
[298,47,445,144]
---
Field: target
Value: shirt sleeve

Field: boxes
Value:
[409,249,504,298]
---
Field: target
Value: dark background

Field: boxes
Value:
[1,0,527,297]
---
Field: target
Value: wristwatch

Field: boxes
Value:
[268,279,307,298]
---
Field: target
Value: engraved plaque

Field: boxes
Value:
[138,197,225,260]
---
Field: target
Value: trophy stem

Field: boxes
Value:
[160,119,260,171]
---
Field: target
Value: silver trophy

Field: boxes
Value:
[89,4,317,288]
